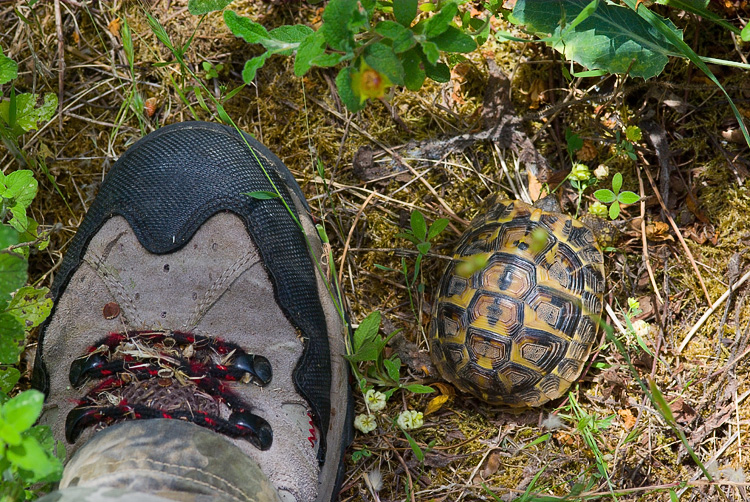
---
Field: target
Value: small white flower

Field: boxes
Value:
[354,413,377,434]
[631,319,650,339]
[397,409,424,430]
[594,164,609,180]
[365,389,387,412]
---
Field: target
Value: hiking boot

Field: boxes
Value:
[32,121,352,502]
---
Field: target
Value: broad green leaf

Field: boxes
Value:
[20,425,62,481]
[428,218,450,240]
[404,384,435,393]
[0,93,57,135]
[410,210,427,241]
[188,0,234,15]
[618,191,640,205]
[346,338,384,362]
[393,0,418,27]
[244,190,279,200]
[295,31,326,76]
[422,58,450,82]
[395,232,420,246]
[593,189,616,204]
[270,24,315,55]
[609,200,620,220]
[4,170,37,206]
[0,48,17,86]
[400,48,426,91]
[0,226,26,310]
[743,23,750,43]
[3,390,43,436]
[241,53,271,83]
[0,367,19,394]
[321,0,358,52]
[7,435,57,480]
[353,311,381,352]
[335,66,365,112]
[429,26,476,53]
[423,2,458,39]
[512,0,680,79]
[401,426,424,461]
[421,40,440,65]
[0,313,24,365]
[311,53,346,68]
[375,21,415,53]
[416,241,431,255]
[6,286,51,329]
[383,357,401,382]
[612,172,623,194]
[224,11,271,44]
[8,205,27,233]
[364,43,405,86]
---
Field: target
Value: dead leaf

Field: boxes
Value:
[481,450,503,479]
[424,394,451,416]
[144,97,158,118]
[108,18,121,37]
[669,397,697,424]
[431,382,456,397]
[525,79,548,109]
[645,221,672,241]
[576,140,598,162]
[618,408,637,430]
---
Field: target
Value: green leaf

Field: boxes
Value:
[404,383,435,393]
[416,241,431,255]
[0,368,19,394]
[188,0,234,15]
[395,232,420,246]
[593,188,616,204]
[618,191,640,205]
[224,10,271,44]
[0,313,24,365]
[0,48,18,86]
[428,218,450,240]
[346,338,384,362]
[335,66,365,112]
[421,40,440,65]
[364,43,405,86]
[512,0,680,79]
[609,200,620,220]
[422,58,450,82]
[429,26,476,53]
[400,426,424,462]
[6,286,51,330]
[742,22,750,43]
[612,172,623,194]
[311,53,346,67]
[244,190,280,200]
[3,390,43,437]
[393,0,418,27]
[321,0,358,52]
[353,311,381,352]
[294,31,326,76]
[8,205,27,233]
[4,170,37,207]
[0,93,57,135]
[424,2,458,39]
[241,53,271,83]
[375,21,415,53]
[410,210,427,241]
[400,48,426,91]
[7,435,57,480]
[0,226,26,309]
[270,24,315,48]
[383,357,401,382]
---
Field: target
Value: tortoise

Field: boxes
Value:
[429,195,605,407]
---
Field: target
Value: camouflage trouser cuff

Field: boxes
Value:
[38,419,281,502]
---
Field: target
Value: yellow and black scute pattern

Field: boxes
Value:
[429,197,605,407]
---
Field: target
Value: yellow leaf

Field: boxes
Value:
[424,394,450,416]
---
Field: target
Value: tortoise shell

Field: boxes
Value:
[429,197,605,407]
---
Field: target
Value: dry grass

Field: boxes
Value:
[2,1,750,501]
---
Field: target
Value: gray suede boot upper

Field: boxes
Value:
[32,122,352,502]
